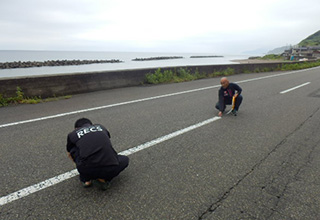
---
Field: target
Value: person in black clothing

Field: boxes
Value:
[66,118,129,190]
[215,77,243,116]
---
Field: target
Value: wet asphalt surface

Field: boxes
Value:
[1,67,320,219]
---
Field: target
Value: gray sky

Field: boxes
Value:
[0,0,319,54]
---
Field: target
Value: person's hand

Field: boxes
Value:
[218,111,223,117]
[67,152,75,164]
[234,93,238,98]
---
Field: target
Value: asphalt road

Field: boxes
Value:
[1,67,320,220]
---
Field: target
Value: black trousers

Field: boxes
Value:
[78,155,129,182]
[215,95,243,111]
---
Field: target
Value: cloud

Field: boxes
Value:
[0,0,319,53]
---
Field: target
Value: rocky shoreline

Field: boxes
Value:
[0,59,123,69]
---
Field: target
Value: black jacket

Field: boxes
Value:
[66,124,119,168]
[218,83,242,111]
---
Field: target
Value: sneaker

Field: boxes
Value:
[94,180,111,191]
[231,109,237,116]
[82,181,92,188]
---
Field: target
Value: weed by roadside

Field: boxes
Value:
[0,87,71,107]
[145,67,235,84]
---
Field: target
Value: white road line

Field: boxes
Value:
[280,82,311,94]
[0,85,219,129]
[119,116,221,156]
[235,66,315,84]
[0,66,319,129]
[0,116,221,206]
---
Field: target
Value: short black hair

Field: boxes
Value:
[74,118,92,128]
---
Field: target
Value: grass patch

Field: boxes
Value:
[259,54,285,60]
[145,68,207,84]
[145,67,235,84]
[281,60,320,70]
[0,87,72,107]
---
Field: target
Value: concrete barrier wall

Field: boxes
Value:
[0,62,290,98]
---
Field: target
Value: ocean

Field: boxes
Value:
[0,50,249,78]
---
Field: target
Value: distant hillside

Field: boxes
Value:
[298,30,320,47]
[267,30,320,54]
[267,45,292,54]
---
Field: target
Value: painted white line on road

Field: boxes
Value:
[0,85,219,129]
[0,169,79,207]
[0,116,221,206]
[1,66,319,129]
[119,116,221,156]
[280,82,310,94]
[235,67,315,84]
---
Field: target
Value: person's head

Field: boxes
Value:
[220,77,229,89]
[74,118,92,129]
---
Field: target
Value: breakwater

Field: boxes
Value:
[0,61,300,98]
[0,59,122,69]
[132,56,223,61]
[190,55,223,58]
[132,56,184,61]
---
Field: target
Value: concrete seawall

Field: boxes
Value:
[0,62,292,98]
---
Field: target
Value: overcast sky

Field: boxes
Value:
[0,0,319,54]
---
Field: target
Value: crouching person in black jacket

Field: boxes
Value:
[66,118,129,190]
[215,77,243,117]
